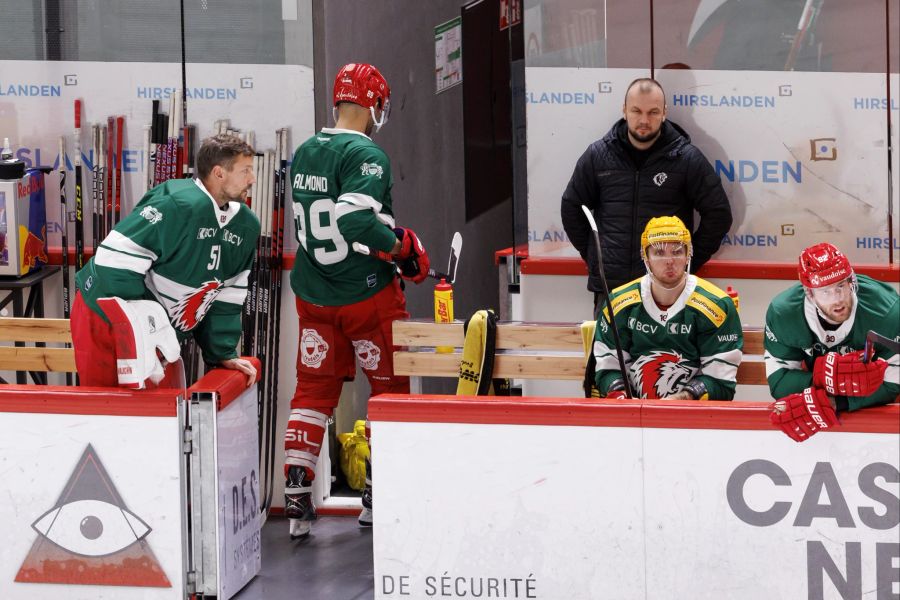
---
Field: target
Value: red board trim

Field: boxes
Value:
[0,385,180,416]
[518,256,900,281]
[369,394,900,434]
[188,356,261,411]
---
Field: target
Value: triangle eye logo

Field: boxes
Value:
[15,444,171,588]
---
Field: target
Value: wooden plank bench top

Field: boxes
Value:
[0,317,76,373]
[393,319,766,385]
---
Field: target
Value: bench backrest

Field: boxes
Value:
[0,317,76,372]
[392,319,766,386]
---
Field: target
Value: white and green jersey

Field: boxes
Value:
[76,178,260,364]
[289,128,398,306]
[764,275,900,410]
[594,275,743,399]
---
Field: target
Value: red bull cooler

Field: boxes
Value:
[0,168,48,276]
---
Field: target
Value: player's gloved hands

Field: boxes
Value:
[769,386,839,442]
[604,379,629,400]
[393,227,430,284]
[812,350,888,396]
[97,297,181,389]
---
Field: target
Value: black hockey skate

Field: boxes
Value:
[285,466,317,539]
[358,458,372,527]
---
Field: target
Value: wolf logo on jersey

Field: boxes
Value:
[631,351,697,399]
[170,279,222,332]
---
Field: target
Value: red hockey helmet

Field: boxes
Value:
[333,63,391,130]
[798,242,853,288]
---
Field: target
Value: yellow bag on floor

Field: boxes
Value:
[338,419,369,491]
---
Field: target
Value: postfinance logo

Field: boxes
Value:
[16,444,170,587]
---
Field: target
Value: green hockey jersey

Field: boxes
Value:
[75,178,261,364]
[594,275,743,399]
[289,128,399,305]
[764,274,900,410]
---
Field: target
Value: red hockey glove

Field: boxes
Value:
[393,227,430,284]
[812,351,888,397]
[605,391,629,400]
[768,387,839,443]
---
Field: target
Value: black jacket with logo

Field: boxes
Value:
[561,119,732,292]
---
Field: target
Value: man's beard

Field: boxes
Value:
[629,126,661,144]
[223,188,248,204]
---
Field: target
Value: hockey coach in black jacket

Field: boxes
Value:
[561,78,732,315]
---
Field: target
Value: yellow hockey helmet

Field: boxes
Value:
[640,216,692,261]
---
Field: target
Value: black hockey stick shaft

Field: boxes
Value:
[58,137,70,317]
[73,100,85,270]
[264,128,288,512]
[58,137,73,386]
[581,205,634,398]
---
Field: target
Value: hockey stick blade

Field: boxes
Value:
[443,231,462,285]
[864,330,900,362]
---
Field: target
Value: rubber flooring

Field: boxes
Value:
[234,516,374,600]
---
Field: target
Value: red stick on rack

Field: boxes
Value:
[115,116,124,225]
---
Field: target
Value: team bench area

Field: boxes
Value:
[392,318,767,387]
[1,316,766,388]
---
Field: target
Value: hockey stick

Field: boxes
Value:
[351,231,462,283]
[142,125,152,196]
[263,128,288,513]
[114,116,124,225]
[864,330,900,362]
[580,205,634,399]
[73,100,85,270]
[58,137,73,387]
[106,116,115,239]
[784,0,824,71]
[91,125,101,255]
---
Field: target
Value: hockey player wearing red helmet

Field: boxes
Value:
[766,242,898,442]
[283,63,430,539]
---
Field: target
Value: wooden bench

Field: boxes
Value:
[392,319,766,385]
[0,317,76,373]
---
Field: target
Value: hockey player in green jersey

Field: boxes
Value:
[593,216,742,400]
[71,134,260,388]
[284,63,430,539]
[767,242,896,442]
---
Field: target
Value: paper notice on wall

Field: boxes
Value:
[435,17,462,94]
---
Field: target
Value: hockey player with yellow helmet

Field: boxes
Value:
[593,216,743,399]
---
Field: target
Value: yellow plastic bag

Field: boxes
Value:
[338,419,369,491]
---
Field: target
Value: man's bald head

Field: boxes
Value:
[624,78,666,107]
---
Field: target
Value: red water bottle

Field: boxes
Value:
[726,285,740,314]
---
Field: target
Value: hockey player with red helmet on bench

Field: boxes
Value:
[766,242,898,442]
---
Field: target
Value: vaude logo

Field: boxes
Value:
[652,172,667,187]
[360,162,383,179]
